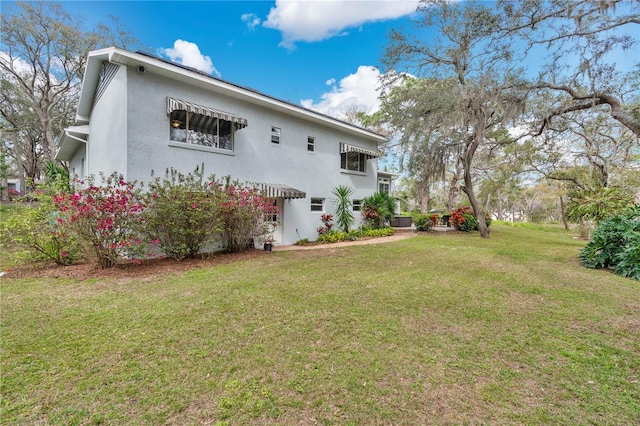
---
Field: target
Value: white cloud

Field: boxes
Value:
[241,13,262,30]
[158,40,219,76]
[263,0,419,48]
[301,65,383,119]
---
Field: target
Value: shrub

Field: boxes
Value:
[567,186,634,223]
[414,214,431,231]
[1,167,80,266]
[1,195,80,265]
[54,173,147,268]
[317,226,394,243]
[143,167,224,260]
[362,192,395,229]
[357,226,394,238]
[580,206,640,280]
[450,206,491,232]
[219,178,278,253]
[317,230,349,243]
[317,214,334,235]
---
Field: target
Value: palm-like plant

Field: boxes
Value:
[362,192,396,229]
[331,185,355,232]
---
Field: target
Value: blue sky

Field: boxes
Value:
[54,0,422,119]
[5,1,637,127]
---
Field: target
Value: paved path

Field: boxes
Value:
[273,232,418,251]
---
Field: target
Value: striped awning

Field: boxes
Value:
[261,183,306,199]
[167,97,248,129]
[340,142,382,159]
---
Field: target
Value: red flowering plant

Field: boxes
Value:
[142,166,225,260]
[219,177,279,252]
[54,173,147,268]
[449,206,491,232]
[317,214,334,235]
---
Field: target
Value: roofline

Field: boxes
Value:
[75,47,387,143]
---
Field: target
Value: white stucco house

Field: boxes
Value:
[56,47,389,245]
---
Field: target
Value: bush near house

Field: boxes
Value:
[317,226,394,243]
[4,169,278,268]
[580,205,640,280]
[316,214,334,235]
[361,192,395,229]
[450,206,492,232]
[414,214,431,231]
[143,167,225,261]
[220,179,278,253]
[1,190,80,266]
[54,173,147,268]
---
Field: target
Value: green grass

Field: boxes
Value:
[2,225,639,424]
[493,219,571,233]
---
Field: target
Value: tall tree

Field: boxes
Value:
[0,1,137,182]
[382,0,525,238]
[499,0,640,136]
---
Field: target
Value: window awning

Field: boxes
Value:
[261,183,306,199]
[167,97,248,129]
[340,142,382,159]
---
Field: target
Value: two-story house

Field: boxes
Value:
[56,47,387,245]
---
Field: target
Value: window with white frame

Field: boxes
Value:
[310,198,324,212]
[340,151,366,173]
[307,136,315,152]
[378,177,390,194]
[271,126,281,144]
[353,199,362,211]
[169,110,234,151]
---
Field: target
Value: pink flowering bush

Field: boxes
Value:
[219,177,279,252]
[142,166,225,260]
[54,173,147,268]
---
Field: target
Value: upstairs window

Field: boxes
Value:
[271,126,281,144]
[307,136,315,152]
[170,110,234,150]
[339,143,380,174]
[167,97,247,152]
[340,152,366,173]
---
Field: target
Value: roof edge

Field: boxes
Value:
[76,47,387,142]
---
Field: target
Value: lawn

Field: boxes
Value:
[1,225,639,425]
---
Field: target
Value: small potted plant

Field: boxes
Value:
[263,235,274,252]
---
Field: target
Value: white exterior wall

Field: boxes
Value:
[67,147,86,181]
[85,66,129,180]
[86,63,380,245]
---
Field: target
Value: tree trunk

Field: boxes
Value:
[446,156,463,211]
[462,106,490,239]
[0,130,8,201]
[496,195,503,221]
[559,195,569,231]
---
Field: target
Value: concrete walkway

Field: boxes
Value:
[273,230,418,251]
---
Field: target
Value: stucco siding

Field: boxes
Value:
[67,145,86,180]
[87,57,382,245]
[88,65,128,179]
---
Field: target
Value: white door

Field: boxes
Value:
[266,198,284,244]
